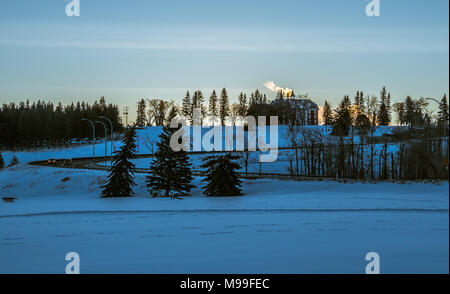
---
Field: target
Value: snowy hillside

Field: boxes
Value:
[0,164,448,273]
[0,125,400,165]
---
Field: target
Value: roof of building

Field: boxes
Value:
[271,98,319,110]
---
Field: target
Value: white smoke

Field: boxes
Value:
[264,81,293,97]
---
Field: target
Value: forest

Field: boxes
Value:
[0,96,122,148]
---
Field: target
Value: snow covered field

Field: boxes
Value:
[1,125,399,165]
[0,164,448,273]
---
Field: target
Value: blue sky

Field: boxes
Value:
[0,0,448,122]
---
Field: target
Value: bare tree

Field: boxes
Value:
[147,99,174,126]
[366,95,378,134]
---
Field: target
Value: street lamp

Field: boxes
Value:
[99,116,115,155]
[95,120,108,167]
[81,118,95,163]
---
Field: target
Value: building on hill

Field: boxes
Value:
[271,97,319,125]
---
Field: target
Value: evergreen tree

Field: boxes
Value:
[201,154,243,197]
[322,101,333,127]
[332,96,352,136]
[377,103,390,126]
[101,127,137,198]
[0,152,4,169]
[378,87,391,126]
[249,93,256,106]
[438,94,449,127]
[254,89,262,103]
[238,92,248,117]
[219,88,230,125]
[136,99,147,127]
[354,90,366,114]
[208,90,219,117]
[0,97,122,148]
[359,91,366,114]
[181,91,192,121]
[146,111,194,198]
[192,90,205,119]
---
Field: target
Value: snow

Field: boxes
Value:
[0,125,398,165]
[0,164,448,273]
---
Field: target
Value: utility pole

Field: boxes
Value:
[81,118,95,164]
[124,106,129,127]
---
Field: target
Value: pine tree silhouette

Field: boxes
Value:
[201,154,243,197]
[332,96,352,136]
[438,94,449,127]
[101,127,137,198]
[146,109,194,198]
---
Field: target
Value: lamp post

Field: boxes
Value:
[81,118,95,163]
[95,120,108,167]
[99,116,115,155]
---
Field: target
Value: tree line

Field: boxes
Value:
[322,87,449,136]
[0,96,122,149]
[277,87,450,181]
[135,88,310,127]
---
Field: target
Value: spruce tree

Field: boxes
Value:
[101,127,137,198]
[136,99,147,127]
[438,94,449,127]
[208,90,219,117]
[322,101,333,128]
[0,152,4,169]
[249,93,256,106]
[378,102,390,126]
[378,87,391,126]
[359,91,366,114]
[219,88,230,125]
[332,96,352,136]
[146,109,194,198]
[201,153,243,197]
[192,90,205,119]
[181,91,192,121]
[237,92,247,116]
